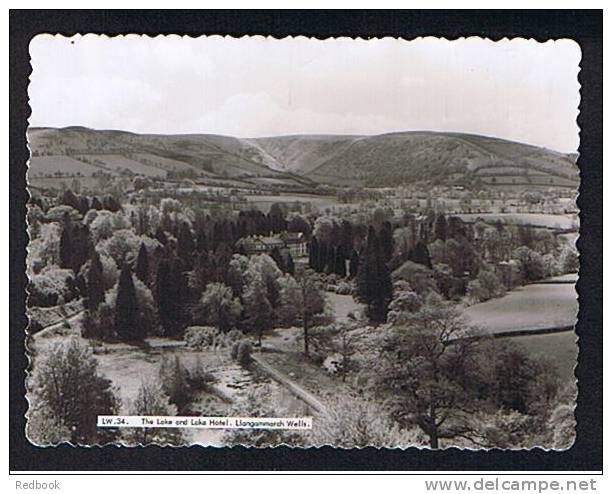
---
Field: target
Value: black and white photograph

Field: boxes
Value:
[24,33,582,450]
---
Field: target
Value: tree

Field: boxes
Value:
[243,274,273,345]
[84,250,105,312]
[287,213,311,236]
[334,247,347,277]
[512,246,546,282]
[410,240,432,269]
[379,221,394,263]
[285,252,295,275]
[244,254,282,319]
[308,236,320,271]
[387,281,421,326]
[59,216,73,270]
[277,274,301,326]
[225,257,246,297]
[159,355,191,412]
[378,293,481,449]
[29,338,119,444]
[355,227,393,323]
[115,264,142,341]
[434,214,448,242]
[123,381,184,445]
[296,269,327,356]
[310,396,418,448]
[156,258,189,337]
[177,222,195,263]
[194,282,242,331]
[135,242,149,285]
[466,268,505,303]
[270,246,285,272]
[560,246,579,274]
[349,248,360,279]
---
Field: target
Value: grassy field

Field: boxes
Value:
[464,282,577,333]
[79,154,167,177]
[243,193,340,212]
[28,156,103,177]
[464,279,578,386]
[508,331,577,383]
[28,176,103,191]
[456,213,578,230]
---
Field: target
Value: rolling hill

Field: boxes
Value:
[27,127,579,189]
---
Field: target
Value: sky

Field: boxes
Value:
[29,35,581,153]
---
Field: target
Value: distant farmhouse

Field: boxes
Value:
[236,232,309,258]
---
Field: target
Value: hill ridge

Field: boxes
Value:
[27,127,579,189]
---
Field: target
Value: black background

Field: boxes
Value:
[9,9,603,472]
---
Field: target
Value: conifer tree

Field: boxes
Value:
[334,247,347,278]
[91,196,103,210]
[115,264,141,341]
[411,241,433,269]
[196,229,208,253]
[135,243,149,285]
[59,215,73,270]
[85,250,105,312]
[356,227,393,323]
[270,247,285,272]
[308,236,319,271]
[349,248,360,279]
[156,258,189,337]
[285,252,295,276]
[177,222,195,262]
[379,221,395,263]
[434,214,448,242]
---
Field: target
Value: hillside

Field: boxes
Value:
[257,131,578,188]
[27,127,579,189]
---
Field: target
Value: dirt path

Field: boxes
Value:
[251,353,327,415]
[31,309,85,339]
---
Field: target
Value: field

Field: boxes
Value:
[28,156,104,177]
[243,193,340,213]
[131,153,205,175]
[28,176,103,191]
[456,213,578,230]
[510,331,577,383]
[464,281,577,333]
[78,154,167,177]
[464,278,579,385]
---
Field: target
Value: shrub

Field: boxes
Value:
[184,326,242,350]
[512,246,546,282]
[192,282,242,331]
[335,281,353,295]
[466,268,505,303]
[28,317,43,334]
[81,303,116,341]
[387,289,421,325]
[159,356,191,412]
[105,274,160,337]
[78,252,119,291]
[309,396,420,448]
[185,357,217,392]
[28,338,119,444]
[122,381,184,446]
[560,246,579,274]
[26,405,71,445]
[231,339,253,367]
[28,266,79,307]
[184,326,219,349]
